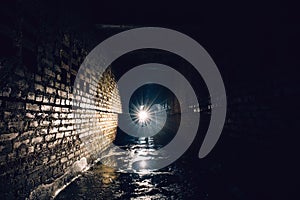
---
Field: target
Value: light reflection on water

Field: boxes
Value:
[55,137,208,200]
[98,137,169,174]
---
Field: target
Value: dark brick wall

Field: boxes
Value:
[0,4,121,199]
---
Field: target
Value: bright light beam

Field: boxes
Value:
[138,110,149,123]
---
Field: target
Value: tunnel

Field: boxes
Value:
[0,1,298,200]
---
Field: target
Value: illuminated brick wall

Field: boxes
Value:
[0,8,121,199]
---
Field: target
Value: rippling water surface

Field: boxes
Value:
[56,135,232,200]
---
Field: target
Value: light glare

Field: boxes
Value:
[138,110,149,123]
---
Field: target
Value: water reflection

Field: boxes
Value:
[94,165,118,186]
[56,136,205,200]
[99,136,168,174]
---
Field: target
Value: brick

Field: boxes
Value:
[19,131,34,141]
[61,107,69,113]
[50,155,56,160]
[44,68,55,77]
[45,134,55,142]
[57,74,61,81]
[35,84,44,92]
[60,113,67,118]
[6,102,24,110]
[32,137,43,144]
[26,112,35,119]
[41,120,50,126]
[28,146,34,153]
[54,64,62,73]
[64,131,72,137]
[66,125,73,131]
[51,113,59,119]
[57,90,67,98]
[30,121,39,128]
[36,95,43,102]
[56,132,64,139]
[68,153,74,159]
[0,133,19,141]
[65,99,70,105]
[41,105,52,111]
[3,111,11,120]
[49,97,55,103]
[2,87,11,97]
[49,127,58,134]
[43,98,49,103]
[8,121,25,132]
[0,33,122,199]
[53,107,61,112]
[47,141,55,149]
[42,157,49,164]
[60,157,68,163]
[55,99,61,104]
[61,99,65,105]
[13,140,30,149]
[27,92,35,100]
[46,87,56,94]
[26,103,40,111]
[53,120,61,126]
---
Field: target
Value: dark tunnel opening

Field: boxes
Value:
[114,83,181,148]
[0,1,298,199]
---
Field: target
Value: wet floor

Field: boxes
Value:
[55,134,237,200]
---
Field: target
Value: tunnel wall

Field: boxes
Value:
[0,9,121,199]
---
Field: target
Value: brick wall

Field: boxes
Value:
[0,8,121,199]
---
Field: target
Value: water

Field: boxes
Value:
[55,108,289,200]
[55,113,239,200]
[55,135,235,200]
